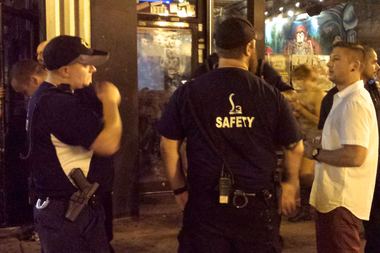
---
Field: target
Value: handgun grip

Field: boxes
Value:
[69,168,91,191]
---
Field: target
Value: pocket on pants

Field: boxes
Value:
[34,200,66,232]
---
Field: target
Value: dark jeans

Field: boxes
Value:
[315,207,361,253]
[101,191,114,253]
[363,184,380,253]
[34,198,109,253]
[178,191,281,253]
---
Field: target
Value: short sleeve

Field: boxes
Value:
[42,94,103,149]
[156,87,186,140]
[339,100,372,148]
[274,93,302,146]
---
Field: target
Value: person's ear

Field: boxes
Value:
[350,60,361,72]
[245,40,256,56]
[58,66,70,78]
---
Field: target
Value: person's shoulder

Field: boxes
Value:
[251,74,280,95]
[39,85,77,112]
[346,88,373,108]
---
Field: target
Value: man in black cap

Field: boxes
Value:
[158,17,303,252]
[27,35,122,253]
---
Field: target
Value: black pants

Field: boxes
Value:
[101,191,114,253]
[363,184,380,253]
[34,199,109,253]
[178,192,281,253]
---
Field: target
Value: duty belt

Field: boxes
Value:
[231,189,273,209]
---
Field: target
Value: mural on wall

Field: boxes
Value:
[137,27,192,186]
[265,2,357,90]
[265,2,358,55]
[353,0,380,55]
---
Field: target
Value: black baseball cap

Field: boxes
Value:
[43,35,109,70]
[215,17,256,49]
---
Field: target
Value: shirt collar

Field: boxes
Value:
[336,80,364,99]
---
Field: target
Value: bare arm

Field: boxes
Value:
[160,136,188,209]
[90,81,122,156]
[305,142,367,167]
[281,140,304,216]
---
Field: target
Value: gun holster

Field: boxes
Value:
[65,168,99,222]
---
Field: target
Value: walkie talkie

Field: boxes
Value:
[219,166,232,204]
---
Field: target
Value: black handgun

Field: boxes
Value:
[65,168,99,222]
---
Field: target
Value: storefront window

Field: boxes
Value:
[211,0,247,52]
[137,27,192,91]
[137,0,197,18]
[137,26,193,191]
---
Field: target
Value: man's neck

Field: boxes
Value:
[45,72,71,89]
[218,57,249,71]
[336,80,360,91]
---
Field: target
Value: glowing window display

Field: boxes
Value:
[137,0,197,18]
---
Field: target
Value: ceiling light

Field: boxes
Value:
[287,10,294,17]
[279,7,284,12]
[295,2,300,8]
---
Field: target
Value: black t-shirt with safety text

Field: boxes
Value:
[157,68,301,193]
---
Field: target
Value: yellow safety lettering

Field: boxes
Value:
[215,116,255,128]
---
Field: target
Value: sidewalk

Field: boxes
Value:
[0,195,365,253]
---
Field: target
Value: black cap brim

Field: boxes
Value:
[72,49,110,66]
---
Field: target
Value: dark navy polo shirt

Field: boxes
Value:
[29,82,108,197]
[157,68,301,192]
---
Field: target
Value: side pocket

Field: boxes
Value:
[34,200,66,232]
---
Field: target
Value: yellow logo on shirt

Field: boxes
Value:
[215,93,255,128]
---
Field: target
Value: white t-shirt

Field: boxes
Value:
[310,80,379,220]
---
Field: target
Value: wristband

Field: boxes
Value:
[173,185,187,195]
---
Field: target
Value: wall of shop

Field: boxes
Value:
[91,0,139,217]
[354,0,380,54]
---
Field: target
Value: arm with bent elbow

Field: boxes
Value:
[90,81,122,156]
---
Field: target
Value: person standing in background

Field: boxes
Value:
[288,64,325,222]
[358,46,380,253]
[305,42,378,253]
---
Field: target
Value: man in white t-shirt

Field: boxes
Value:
[305,41,379,253]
